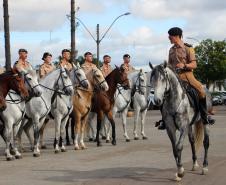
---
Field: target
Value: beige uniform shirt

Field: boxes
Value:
[39,62,55,79]
[123,63,135,74]
[13,60,33,73]
[0,67,5,74]
[81,62,97,75]
[101,63,113,77]
[59,60,73,71]
[168,40,196,69]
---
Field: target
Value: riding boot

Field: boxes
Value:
[199,97,215,125]
[155,105,166,130]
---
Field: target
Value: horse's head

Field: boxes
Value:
[23,70,42,97]
[134,69,147,95]
[92,68,109,91]
[10,68,29,99]
[149,61,169,106]
[71,63,89,89]
[57,67,74,96]
[114,64,130,90]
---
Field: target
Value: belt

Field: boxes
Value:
[176,68,192,74]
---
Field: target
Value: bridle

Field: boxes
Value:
[73,66,88,88]
[23,73,39,96]
[92,69,107,90]
[134,71,146,95]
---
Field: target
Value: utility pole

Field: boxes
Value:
[70,0,76,64]
[96,24,100,68]
[3,0,11,71]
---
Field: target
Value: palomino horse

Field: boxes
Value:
[21,67,74,157]
[92,65,130,146]
[0,69,42,160]
[149,62,210,181]
[72,67,109,150]
[0,69,29,111]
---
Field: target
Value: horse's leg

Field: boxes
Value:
[202,124,210,175]
[74,114,81,150]
[188,125,199,171]
[39,118,49,149]
[121,108,130,142]
[87,112,96,141]
[141,109,148,140]
[23,120,34,151]
[33,117,42,157]
[106,111,116,146]
[133,105,140,140]
[12,123,23,159]
[100,117,107,140]
[54,115,62,153]
[106,108,115,143]
[4,121,14,161]
[80,116,88,149]
[65,118,71,145]
[59,116,70,152]
[96,111,104,147]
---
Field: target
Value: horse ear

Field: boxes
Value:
[140,69,142,73]
[149,61,154,70]
[72,63,76,69]
[114,64,119,69]
[163,60,167,68]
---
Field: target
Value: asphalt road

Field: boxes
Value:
[0,106,225,185]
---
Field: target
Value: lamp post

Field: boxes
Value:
[76,12,131,68]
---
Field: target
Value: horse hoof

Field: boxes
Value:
[177,172,185,178]
[202,167,208,175]
[97,142,102,147]
[102,136,107,140]
[142,136,148,140]
[175,173,182,182]
[74,146,80,150]
[134,137,139,140]
[10,150,16,155]
[6,156,15,161]
[192,163,199,171]
[15,155,23,159]
[111,140,117,146]
[33,153,40,157]
[88,138,93,142]
[106,140,110,143]
[41,145,47,149]
[81,146,87,150]
[61,148,67,152]
[54,150,60,154]
[126,139,130,142]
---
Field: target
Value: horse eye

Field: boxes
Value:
[77,73,81,77]
[27,77,32,80]
[96,75,100,78]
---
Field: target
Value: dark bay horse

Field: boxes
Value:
[149,62,210,181]
[0,69,29,111]
[92,65,130,146]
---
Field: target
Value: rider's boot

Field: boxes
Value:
[199,97,215,125]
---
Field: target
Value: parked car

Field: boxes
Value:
[212,95,223,105]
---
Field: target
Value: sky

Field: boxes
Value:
[0,0,226,68]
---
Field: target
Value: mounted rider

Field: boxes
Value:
[81,52,98,75]
[122,54,135,74]
[156,27,215,130]
[100,55,113,77]
[13,49,33,73]
[58,49,73,71]
[39,52,55,79]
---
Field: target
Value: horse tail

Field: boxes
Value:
[194,119,204,152]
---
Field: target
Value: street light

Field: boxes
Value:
[76,12,131,68]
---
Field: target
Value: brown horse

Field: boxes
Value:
[0,69,29,111]
[92,65,130,146]
[72,68,109,150]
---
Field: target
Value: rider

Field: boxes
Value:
[39,52,55,79]
[100,55,112,77]
[13,49,33,73]
[58,49,73,71]
[156,27,215,130]
[122,54,135,74]
[81,52,97,75]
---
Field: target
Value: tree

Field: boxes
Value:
[194,39,226,89]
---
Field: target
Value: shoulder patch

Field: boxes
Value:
[184,43,192,47]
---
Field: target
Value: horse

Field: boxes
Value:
[0,69,29,111]
[19,67,74,157]
[0,69,42,160]
[88,70,148,142]
[71,67,109,150]
[149,61,210,181]
[92,65,130,147]
[37,64,89,153]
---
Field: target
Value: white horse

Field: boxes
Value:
[0,70,42,160]
[38,64,89,153]
[21,67,74,157]
[88,70,148,142]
